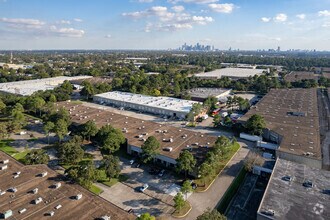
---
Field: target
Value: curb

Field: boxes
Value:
[172,202,192,218]
[196,145,242,193]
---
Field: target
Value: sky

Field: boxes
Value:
[0,0,330,50]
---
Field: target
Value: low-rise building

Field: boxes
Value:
[93,91,201,119]
[187,88,231,102]
[0,76,92,96]
[257,158,330,220]
[194,68,265,80]
[240,88,322,169]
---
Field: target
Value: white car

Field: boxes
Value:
[139,184,149,192]
[129,160,135,165]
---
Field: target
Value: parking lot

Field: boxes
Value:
[96,158,188,217]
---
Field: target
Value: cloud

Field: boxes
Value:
[261,17,271,22]
[296,14,306,20]
[322,22,330,27]
[73,18,83,22]
[273,13,287,22]
[172,5,185,13]
[318,10,330,17]
[123,6,174,21]
[105,34,112,38]
[138,0,153,2]
[57,20,71,25]
[208,3,234,14]
[168,0,218,4]
[0,17,45,29]
[50,26,85,37]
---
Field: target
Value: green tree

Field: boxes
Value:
[25,149,50,165]
[58,136,84,164]
[66,161,98,189]
[49,94,57,103]
[176,150,196,178]
[245,114,266,136]
[54,119,68,142]
[181,180,193,200]
[96,125,125,154]
[136,213,156,220]
[0,123,8,139]
[43,121,55,144]
[103,155,121,180]
[196,208,227,220]
[173,192,185,211]
[186,103,203,122]
[80,81,95,99]
[81,120,98,142]
[213,114,221,127]
[141,136,160,163]
[203,96,218,113]
[0,99,6,114]
[198,162,211,186]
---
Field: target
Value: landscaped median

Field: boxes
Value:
[194,141,241,192]
[172,201,192,218]
[0,139,31,163]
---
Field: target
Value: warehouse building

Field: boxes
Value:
[240,88,322,169]
[284,71,319,82]
[57,101,217,169]
[194,68,265,80]
[0,76,92,96]
[93,91,201,119]
[0,151,134,220]
[186,88,231,102]
[257,158,330,220]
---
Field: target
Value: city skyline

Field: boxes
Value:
[0,0,330,50]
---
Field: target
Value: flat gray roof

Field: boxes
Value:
[258,158,330,220]
[187,88,231,99]
[0,76,92,96]
[94,91,200,113]
[194,68,264,79]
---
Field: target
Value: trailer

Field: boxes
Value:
[239,133,262,142]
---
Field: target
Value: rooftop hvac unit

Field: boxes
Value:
[163,147,173,152]
[0,159,9,164]
[0,191,6,196]
[8,187,17,193]
[32,188,38,194]
[0,165,8,170]
[18,208,27,214]
[55,204,62,210]
[34,197,43,204]
[75,193,82,200]
[0,210,13,219]
[54,182,61,189]
[48,211,55,216]
[100,215,111,220]
[40,171,48,177]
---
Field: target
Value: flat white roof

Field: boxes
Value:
[0,76,92,96]
[194,68,265,79]
[94,91,201,113]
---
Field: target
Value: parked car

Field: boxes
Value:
[303,180,314,188]
[158,169,165,177]
[139,184,149,192]
[129,159,135,165]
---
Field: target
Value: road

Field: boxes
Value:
[317,88,330,169]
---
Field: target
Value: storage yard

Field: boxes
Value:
[257,159,330,220]
[0,76,92,96]
[93,91,201,119]
[0,152,134,220]
[56,101,217,168]
[240,88,321,168]
[194,68,265,79]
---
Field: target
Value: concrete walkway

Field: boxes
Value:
[172,147,249,220]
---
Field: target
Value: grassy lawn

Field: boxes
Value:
[172,201,192,218]
[217,167,247,214]
[89,184,103,195]
[97,169,129,187]
[12,150,30,163]
[195,142,240,192]
[0,140,18,155]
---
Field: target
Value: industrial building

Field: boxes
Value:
[56,101,217,169]
[240,88,322,169]
[257,158,330,220]
[0,76,92,96]
[194,68,265,80]
[284,71,319,82]
[0,151,134,220]
[93,91,201,119]
[187,88,231,102]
